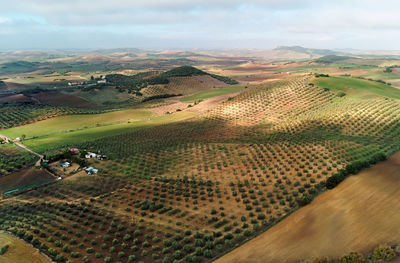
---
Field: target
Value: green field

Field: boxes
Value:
[20,111,195,152]
[180,85,245,102]
[1,108,152,139]
[313,76,400,99]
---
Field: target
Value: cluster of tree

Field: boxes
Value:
[45,149,87,167]
[106,66,238,95]
[0,244,9,255]
[355,76,392,86]
[21,87,46,96]
[314,55,353,64]
[0,80,6,89]
[314,73,330,78]
[142,94,183,102]
[326,152,387,189]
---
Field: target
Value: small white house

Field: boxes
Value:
[85,152,97,159]
[97,79,107,84]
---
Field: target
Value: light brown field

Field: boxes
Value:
[0,232,50,263]
[216,151,400,263]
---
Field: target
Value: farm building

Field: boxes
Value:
[85,167,98,175]
[97,155,107,160]
[68,81,84,86]
[85,152,97,159]
[70,148,79,154]
[97,79,107,84]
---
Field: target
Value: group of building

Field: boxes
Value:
[58,148,107,175]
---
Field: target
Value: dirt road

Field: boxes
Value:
[0,134,43,166]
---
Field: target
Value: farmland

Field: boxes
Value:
[180,86,246,103]
[1,108,153,139]
[2,49,400,263]
[0,232,50,263]
[0,144,38,177]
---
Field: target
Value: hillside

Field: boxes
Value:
[2,73,400,263]
[106,66,239,99]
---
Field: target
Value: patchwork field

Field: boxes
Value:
[2,72,400,263]
[3,51,400,263]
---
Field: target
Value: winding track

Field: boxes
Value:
[0,134,43,166]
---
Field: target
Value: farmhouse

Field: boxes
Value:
[97,79,107,84]
[85,152,97,159]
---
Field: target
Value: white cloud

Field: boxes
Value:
[1,0,400,50]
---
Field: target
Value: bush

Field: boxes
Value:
[128,255,136,262]
[297,194,313,206]
[0,245,9,255]
[373,244,396,261]
[339,252,365,263]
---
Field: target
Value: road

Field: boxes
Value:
[0,134,43,166]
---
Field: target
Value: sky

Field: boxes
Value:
[0,0,400,50]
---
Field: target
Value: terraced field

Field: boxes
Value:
[2,75,400,263]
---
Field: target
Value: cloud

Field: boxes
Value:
[1,0,400,50]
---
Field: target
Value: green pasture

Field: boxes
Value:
[313,76,400,99]
[1,109,152,139]
[180,85,245,102]
[21,111,195,152]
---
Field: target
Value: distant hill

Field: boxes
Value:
[314,55,356,64]
[274,46,341,56]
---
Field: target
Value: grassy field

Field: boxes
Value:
[0,232,50,263]
[313,76,400,99]
[180,85,246,102]
[1,108,152,139]
[21,111,195,152]
[216,151,400,263]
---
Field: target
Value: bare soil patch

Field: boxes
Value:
[32,92,97,108]
[0,168,54,193]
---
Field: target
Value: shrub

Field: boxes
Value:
[339,252,365,263]
[372,244,396,261]
[128,255,136,262]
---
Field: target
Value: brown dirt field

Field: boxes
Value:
[216,151,400,263]
[0,168,54,193]
[150,86,251,116]
[0,94,32,104]
[32,92,97,108]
